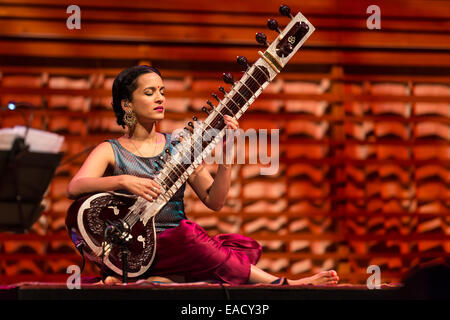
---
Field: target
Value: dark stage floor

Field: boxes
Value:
[0,281,412,300]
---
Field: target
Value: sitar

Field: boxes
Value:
[66,5,315,280]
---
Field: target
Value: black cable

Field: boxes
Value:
[100,225,112,282]
[75,242,86,274]
[220,283,231,300]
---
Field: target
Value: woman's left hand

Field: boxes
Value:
[222,115,240,166]
[224,114,239,131]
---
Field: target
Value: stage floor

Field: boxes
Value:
[1,281,405,300]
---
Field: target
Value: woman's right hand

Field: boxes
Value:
[119,175,161,202]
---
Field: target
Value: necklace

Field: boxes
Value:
[129,133,159,158]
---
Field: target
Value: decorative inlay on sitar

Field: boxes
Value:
[66,5,315,279]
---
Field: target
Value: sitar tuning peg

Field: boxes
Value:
[237,56,250,70]
[202,106,211,115]
[279,5,293,19]
[267,19,281,33]
[206,100,215,109]
[223,72,235,85]
[255,32,269,46]
[212,93,221,102]
[300,21,310,33]
[219,86,227,95]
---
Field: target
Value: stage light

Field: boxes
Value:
[8,101,16,110]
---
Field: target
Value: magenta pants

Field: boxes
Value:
[147,219,262,284]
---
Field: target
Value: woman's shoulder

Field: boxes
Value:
[102,139,119,151]
[90,140,115,164]
[99,140,116,149]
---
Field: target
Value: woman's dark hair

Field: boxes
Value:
[111,65,162,127]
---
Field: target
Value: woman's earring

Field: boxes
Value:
[123,109,137,129]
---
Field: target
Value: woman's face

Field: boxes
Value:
[129,72,166,122]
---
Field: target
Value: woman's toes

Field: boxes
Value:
[326,270,339,281]
[104,276,121,285]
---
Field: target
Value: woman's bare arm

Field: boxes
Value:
[66,142,160,202]
[188,163,232,211]
[186,115,238,211]
[66,142,117,198]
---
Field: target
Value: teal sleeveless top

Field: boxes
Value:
[106,133,187,233]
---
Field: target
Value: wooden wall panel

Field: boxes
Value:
[2,0,450,19]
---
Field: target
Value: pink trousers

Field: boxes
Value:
[147,219,262,284]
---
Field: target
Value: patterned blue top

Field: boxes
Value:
[106,133,187,233]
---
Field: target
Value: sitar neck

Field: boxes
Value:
[154,59,272,202]
[145,10,315,218]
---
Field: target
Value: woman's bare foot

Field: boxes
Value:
[287,270,339,285]
[104,276,122,285]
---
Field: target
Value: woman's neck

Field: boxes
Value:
[128,121,158,142]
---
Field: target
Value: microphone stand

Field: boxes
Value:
[103,219,132,284]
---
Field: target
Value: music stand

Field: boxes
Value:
[0,137,63,233]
